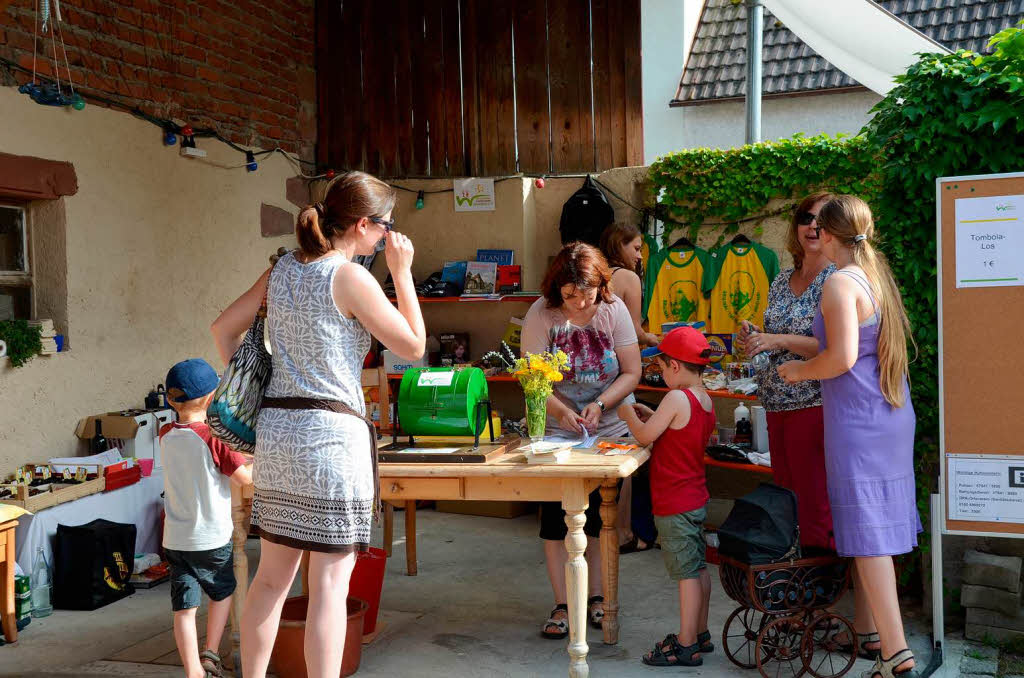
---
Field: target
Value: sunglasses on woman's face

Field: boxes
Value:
[369,216,395,233]
[795,210,817,226]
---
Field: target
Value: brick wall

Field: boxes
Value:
[0,0,317,159]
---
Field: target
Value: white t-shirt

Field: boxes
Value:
[159,422,245,552]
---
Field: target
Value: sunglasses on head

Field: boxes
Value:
[369,216,395,233]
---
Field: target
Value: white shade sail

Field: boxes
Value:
[762,0,952,95]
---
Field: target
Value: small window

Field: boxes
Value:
[0,205,27,273]
[0,205,30,321]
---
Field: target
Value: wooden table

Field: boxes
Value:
[1,519,18,644]
[229,443,648,678]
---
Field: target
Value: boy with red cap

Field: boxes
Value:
[617,327,716,668]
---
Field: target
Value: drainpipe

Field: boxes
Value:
[745,0,764,145]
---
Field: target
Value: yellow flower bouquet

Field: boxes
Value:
[483,344,569,442]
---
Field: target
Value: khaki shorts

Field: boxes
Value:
[654,507,707,581]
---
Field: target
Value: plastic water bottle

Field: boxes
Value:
[748,329,771,370]
[31,546,53,618]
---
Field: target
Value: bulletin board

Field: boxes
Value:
[938,171,1024,536]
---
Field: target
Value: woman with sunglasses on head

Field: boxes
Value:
[735,193,837,553]
[211,171,425,678]
[777,195,920,678]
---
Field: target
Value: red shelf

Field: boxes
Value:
[385,373,757,400]
[704,454,772,475]
[387,295,540,304]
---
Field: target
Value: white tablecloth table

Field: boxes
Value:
[15,469,164,573]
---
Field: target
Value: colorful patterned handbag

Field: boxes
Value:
[207,250,286,452]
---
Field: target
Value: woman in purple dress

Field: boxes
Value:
[778,195,919,678]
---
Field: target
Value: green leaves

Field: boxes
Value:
[648,134,881,247]
[0,320,43,369]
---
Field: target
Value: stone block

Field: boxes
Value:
[963,643,999,661]
[964,549,1022,593]
[966,621,1024,644]
[260,203,294,238]
[968,605,1024,632]
[962,583,1022,616]
[960,656,998,676]
[285,176,310,209]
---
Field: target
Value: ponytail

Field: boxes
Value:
[297,172,397,258]
[296,201,331,257]
[818,195,915,408]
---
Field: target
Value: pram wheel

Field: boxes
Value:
[756,616,806,678]
[800,612,856,678]
[723,606,769,669]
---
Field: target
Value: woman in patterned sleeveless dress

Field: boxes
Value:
[212,172,425,678]
[778,195,919,678]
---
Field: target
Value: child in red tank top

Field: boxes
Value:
[618,327,716,668]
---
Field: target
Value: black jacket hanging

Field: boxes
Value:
[558,175,615,248]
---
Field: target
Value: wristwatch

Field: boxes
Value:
[596,399,606,412]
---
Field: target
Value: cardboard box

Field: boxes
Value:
[382,349,428,374]
[75,414,146,440]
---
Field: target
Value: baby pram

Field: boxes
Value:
[717,484,854,678]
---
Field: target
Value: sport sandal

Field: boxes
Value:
[587,595,605,630]
[642,633,703,667]
[838,631,881,660]
[863,648,916,678]
[200,649,224,678]
[698,629,715,654]
[542,604,569,639]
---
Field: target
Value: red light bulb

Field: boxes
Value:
[535,177,545,189]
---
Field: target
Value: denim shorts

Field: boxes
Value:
[165,542,236,611]
[654,507,707,581]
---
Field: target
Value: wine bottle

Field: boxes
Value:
[91,419,109,454]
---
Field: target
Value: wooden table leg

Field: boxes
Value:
[382,503,394,557]
[229,487,249,677]
[562,479,589,678]
[1,521,17,644]
[404,500,417,576]
[598,480,619,645]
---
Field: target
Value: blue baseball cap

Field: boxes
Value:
[166,358,220,403]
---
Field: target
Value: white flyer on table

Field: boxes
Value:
[955,194,1024,288]
[947,453,1024,523]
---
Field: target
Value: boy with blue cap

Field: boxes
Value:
[160,358,252,678]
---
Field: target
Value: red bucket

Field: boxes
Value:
[271,596,368,678]
[350,547,387,635]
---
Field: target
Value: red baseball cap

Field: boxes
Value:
[641,326,711,365]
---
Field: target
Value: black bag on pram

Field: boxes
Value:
[717,483,801,564]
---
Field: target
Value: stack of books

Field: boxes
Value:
[30,319,58,355]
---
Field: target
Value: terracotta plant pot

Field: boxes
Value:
[270,596,369,678]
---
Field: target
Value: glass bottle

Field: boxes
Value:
[748,329,771,370]
[91,419,108,454]
[31,546,53,617]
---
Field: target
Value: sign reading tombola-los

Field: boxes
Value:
[938,171,1024,536]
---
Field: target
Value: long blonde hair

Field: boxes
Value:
[818,195,914,408]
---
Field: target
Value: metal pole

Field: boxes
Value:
[745,0,764,144]
[930,493,945,671]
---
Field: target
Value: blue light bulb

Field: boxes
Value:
[164,131,177,146]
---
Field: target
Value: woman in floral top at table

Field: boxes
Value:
[736,192,836,551]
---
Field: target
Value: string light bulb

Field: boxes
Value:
[181,124,193,136]
[245,151,258,172]
[163,131,177,146]
[325,169,336,179]
[415,190,425,210]
[535,177,545,188]
[71,95,85,110]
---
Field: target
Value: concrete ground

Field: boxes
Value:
[3,508,946,678]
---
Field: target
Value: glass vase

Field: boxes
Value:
[525,392,548,446]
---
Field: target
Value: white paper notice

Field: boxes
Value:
[947,454,1024,523]
[955,194,1024,288]
[417,371,454,387]
[453,178,496,212]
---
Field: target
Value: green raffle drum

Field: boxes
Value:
[396,367,490,436]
